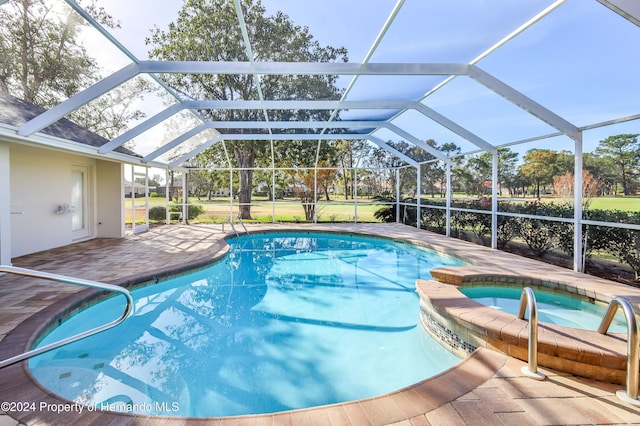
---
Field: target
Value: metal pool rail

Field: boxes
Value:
[598,297,640,407]
[517,287,546,380]
[0,265,134,369]
[229,219,249,237]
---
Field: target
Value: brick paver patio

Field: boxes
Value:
[1,223,639,425]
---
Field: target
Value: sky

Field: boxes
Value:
[18,0,640,164]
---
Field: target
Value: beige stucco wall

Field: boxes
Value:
[96,160,124,238]
[9,144,124,258]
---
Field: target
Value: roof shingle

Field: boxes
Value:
[0,91,138,157]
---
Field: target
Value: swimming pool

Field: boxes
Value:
[29,232,462,417]
[460,286,627,332]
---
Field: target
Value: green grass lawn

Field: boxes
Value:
[586,196,639,211]
[509,195,639,211]
[131,196,385,222]
[448,194,639,212]
[127,194,638,224]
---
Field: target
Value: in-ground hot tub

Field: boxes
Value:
[417,266,639,385]
[459,285,627,332]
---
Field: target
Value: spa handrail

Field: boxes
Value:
[0,265,134,369]
[517,287,545,380]
[598,297,640,405]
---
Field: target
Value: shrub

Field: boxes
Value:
[496,215,519,249]
[149,205,204,221]
[168,203,204,220]
[381,197,640,279]
[507,201,568,256]
[373,196,417,226]
[598,211,640,280]
[420,206,447,234]
[517,218,556,256]
[372,195,395,222]
[149,206,166,221]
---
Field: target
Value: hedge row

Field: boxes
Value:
[375,198,640,280]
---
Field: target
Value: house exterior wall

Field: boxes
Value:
[0,142,10,265]
[96,160,124,238]
[9,144,123,258]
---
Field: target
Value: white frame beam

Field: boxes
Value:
[169,136,223,168]
[142,123,214,163]
[19,64,140,136]
[413,103,496,153]
[98,103,188,154]
[384,123,448,161]
[368,136,418,167]
[199,120,387,130]
[597,0,640,26]
[137,61,470,76]
[574,132,584,272]
[468,65,581,141]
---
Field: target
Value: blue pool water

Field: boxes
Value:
[460,286,627,332]
[30,233,462,417]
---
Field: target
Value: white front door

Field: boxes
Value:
[71,167,89,240]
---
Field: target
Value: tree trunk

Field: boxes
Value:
[267,182,273,201]
[621,163,628,195]
[234,142,255,220]
[342,167,349,200]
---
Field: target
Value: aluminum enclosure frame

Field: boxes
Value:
[1,0,639,273]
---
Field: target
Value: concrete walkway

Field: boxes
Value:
[1,223,639,425]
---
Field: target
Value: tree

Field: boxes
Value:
[0,0,151,140]
[421,139,461,198]
[362,148,391,195]
[518,149,558,197]
[437,142,462,197]
[459,154,492,197]
[1,0,103,105]
[495,148,519,195]
[385,139,446,197]
[315,161,337,201]
[584,153,617,195]
[70,78,154,141]
[147,0,347,219]
[552,170,599,209]
[371,141,412,196]
[459,148,519,197]
[594,134,640,195]
[333,139,370,200]
[187,169,212,200]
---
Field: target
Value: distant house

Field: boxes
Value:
[0,91,142,264]
[124,180,146,197]
[284,182,309,197]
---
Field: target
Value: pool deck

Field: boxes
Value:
[1,223,640,425]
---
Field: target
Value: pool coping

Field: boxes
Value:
[1,343,508,424]
[2,223,640,424]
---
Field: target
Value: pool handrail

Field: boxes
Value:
[517,287,546,380]
[237,217,249,236]
[0,265,134,369]
[598,297,640,406]
[229,218,249,237]
[229,219,239,237]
